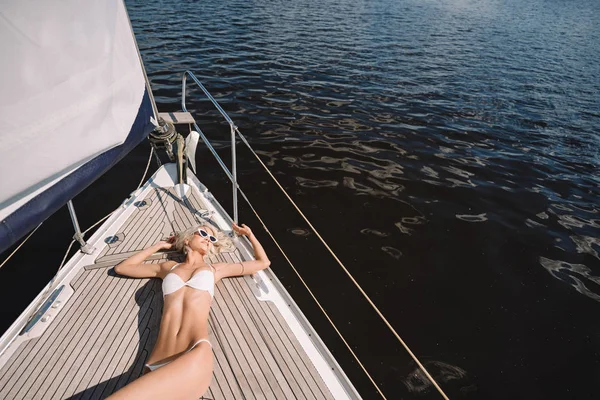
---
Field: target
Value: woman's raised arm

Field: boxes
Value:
[214,223,271,280]
[114,240,174,278]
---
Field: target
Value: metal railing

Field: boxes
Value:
[181,71,239,223]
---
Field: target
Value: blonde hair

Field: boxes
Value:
[174,220,234,255]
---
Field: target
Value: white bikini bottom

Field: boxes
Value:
[145,338,212,372]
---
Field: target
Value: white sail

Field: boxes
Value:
[0,0,152,251]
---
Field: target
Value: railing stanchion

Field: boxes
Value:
[231,123,238,224]
[181,71,242,223]
[66,200,95,254]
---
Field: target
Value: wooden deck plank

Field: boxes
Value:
[40,277,139,400]
[205,330,229,400]
[108,190,162,256]
[89,284,158,399]
[138,192,175,250]
[70,280,156,400]
[72,267,89,290]
[262,290,333,399]
[211,252,306,400]
[208,313,245,400]
[59,277,149,398]
[105,300,154,396]
[255,287,332,400]
[259,292,333,399]
[234,279,310,400]
[232,262,330,398]
[208,312,248,400]
[0,269,108,398]
[178,201,198,229]
[120,191,162,241]
[186,189,207,219]
[117,330,150,392]
[171,198,187,231]
[265,300,335,400]
[157,111,195,125]
[214,282,276,400]
[220,275,296,400]
[19,270,130,399]
[210,296,259,399]
[127,284,163,381]
[173,196,200,232]
[205,387,215,400]
[139,208,171,252]
[29,271,130,399]
[263,290,333,399]
[218,279,287,400]
[0,269,102,391]
[135,224,162,256]
[124,194,169,254]
[104,191,156,256]
[189,188,207,211]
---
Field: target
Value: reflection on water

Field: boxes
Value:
[571,235,600,260]
[289,228,311,237]
[404,361,470,395]
[456,213,488,223]
[540,257,600,302]
[360,228,390,238]
[381,246,402,260]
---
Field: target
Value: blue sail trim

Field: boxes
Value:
[0,89,155,256]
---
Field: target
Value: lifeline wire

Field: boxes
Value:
[235,129,451,400]
[0,223,43,270]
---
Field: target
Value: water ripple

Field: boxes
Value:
[540,257,600,302]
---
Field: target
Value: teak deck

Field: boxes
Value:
[0,181,341,399]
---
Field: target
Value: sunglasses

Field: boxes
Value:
[195,228,218,243]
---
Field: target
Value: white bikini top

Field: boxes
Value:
[162,263,215,297]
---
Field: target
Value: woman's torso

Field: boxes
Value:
[148,263,215,363]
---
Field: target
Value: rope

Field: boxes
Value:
[0,223,43,270]
[137,146,155,190]
[235,129,450,400]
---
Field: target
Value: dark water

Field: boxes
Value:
[2,0,600,398]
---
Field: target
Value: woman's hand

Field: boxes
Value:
[155,236,175,250]
[232,223,253,237]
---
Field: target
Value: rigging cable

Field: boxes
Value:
[0,223,43,270]
[234,129,451,400]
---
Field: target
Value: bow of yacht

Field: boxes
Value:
[0,161,361,399]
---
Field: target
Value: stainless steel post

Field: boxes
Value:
[67,200,95,254]
[231,123,238,224]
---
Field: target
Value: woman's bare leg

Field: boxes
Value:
[107,342,213,400]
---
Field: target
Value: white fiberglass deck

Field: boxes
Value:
[0,164,360,399]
